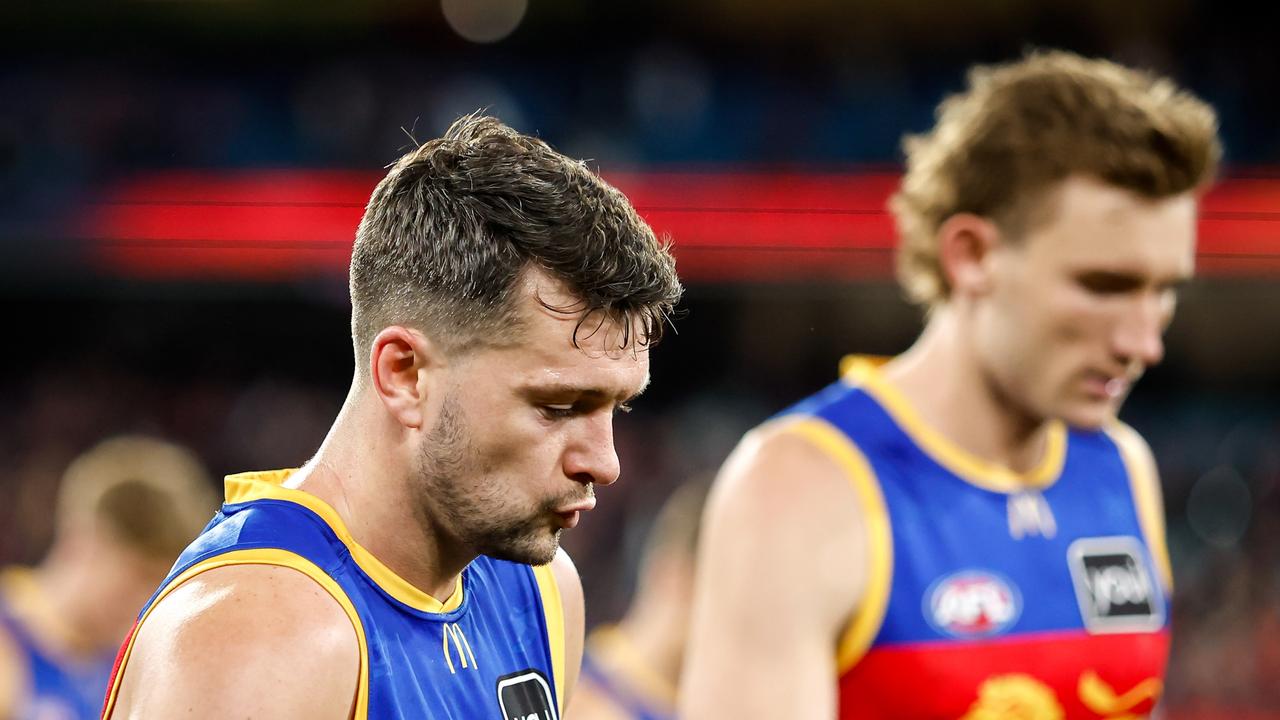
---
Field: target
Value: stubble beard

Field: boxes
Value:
[415,394,561,566]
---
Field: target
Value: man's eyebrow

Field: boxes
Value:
[523,378,651,404]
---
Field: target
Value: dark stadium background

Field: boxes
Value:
[2,2,1277,714]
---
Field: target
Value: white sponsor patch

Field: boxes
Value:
[1068,536,1165,634]
[496,669,558,720]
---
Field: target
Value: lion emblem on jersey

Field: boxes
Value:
[961,674,1064,720]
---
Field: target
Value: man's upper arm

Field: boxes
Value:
[679,419,873,719]
[108,563,359,719]
[549,549,584,708]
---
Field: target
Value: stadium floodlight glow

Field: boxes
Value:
[76,169,1280,282]
[442,0,527,44]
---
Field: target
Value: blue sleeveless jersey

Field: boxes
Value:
[102,470,566,720]
[578,625,674,720]
[778,358,1172,719]
[0,569,115,720]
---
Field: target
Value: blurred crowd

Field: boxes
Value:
[2,0,1278,715]
[4,1,1280,224]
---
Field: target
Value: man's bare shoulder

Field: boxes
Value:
[680,417,879,718]
[545,548,585,705]
[718,417,869,522]
[110,562,359,719]
[706,416,875,615]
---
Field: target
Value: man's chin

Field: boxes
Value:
[480,529,561,566]
[1059,399,1118,430]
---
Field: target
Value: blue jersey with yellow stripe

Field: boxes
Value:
[0,569,115,720]
[779,358,1171,719]
[578,625,675,720]
[102,470,566,720]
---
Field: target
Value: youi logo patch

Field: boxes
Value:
[925,570,1022,638]
[496,669,558,720]
[1068,536,1165,633]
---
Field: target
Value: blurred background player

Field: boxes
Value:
[681,51,1221,719]
[0,436,215,720]
[569,477,711,720]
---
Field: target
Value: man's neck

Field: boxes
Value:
[291,391,473,603]
[882,311,1053,476]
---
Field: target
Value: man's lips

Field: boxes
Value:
[1083,370,1138,399]
[554,497,597,515]
[553,497,596,529]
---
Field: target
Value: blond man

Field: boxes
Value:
[682,51,1220,719]
[0,436,216,720]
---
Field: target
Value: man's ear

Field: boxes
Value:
[369,326,441,429]
[938,213,1004,299]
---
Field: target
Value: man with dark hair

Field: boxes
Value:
[103,114,682,719]
[0,435,216,720]
[682,51,1219,718]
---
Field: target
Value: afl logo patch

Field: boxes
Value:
[1068,536,1165,633]
[925,570,1022,638]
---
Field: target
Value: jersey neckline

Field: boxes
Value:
[584,624,677,714]
[223,469,465,614]
[840,356,1067,494]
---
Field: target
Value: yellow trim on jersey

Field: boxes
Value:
[532,562,566,716]
[1103,423,1174,591]
[0,567,68,659]
[780,416,893,672]
[224,470,464,614]
[841,356,1067,494]
[0,567,48,634]
[101,548,370,720]
[0,567,38,716]
[0,567,36,598]
[584,624,677,711]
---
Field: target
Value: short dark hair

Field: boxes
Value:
[349,113,682,361]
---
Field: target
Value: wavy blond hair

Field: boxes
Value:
[891,50,1221,308]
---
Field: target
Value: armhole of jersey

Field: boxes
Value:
[780,416,894,673]
[531,563,565,718]
[100,548,370,720]
[1105,422,1174,593]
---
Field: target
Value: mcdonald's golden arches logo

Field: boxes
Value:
[442,623,479,674]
